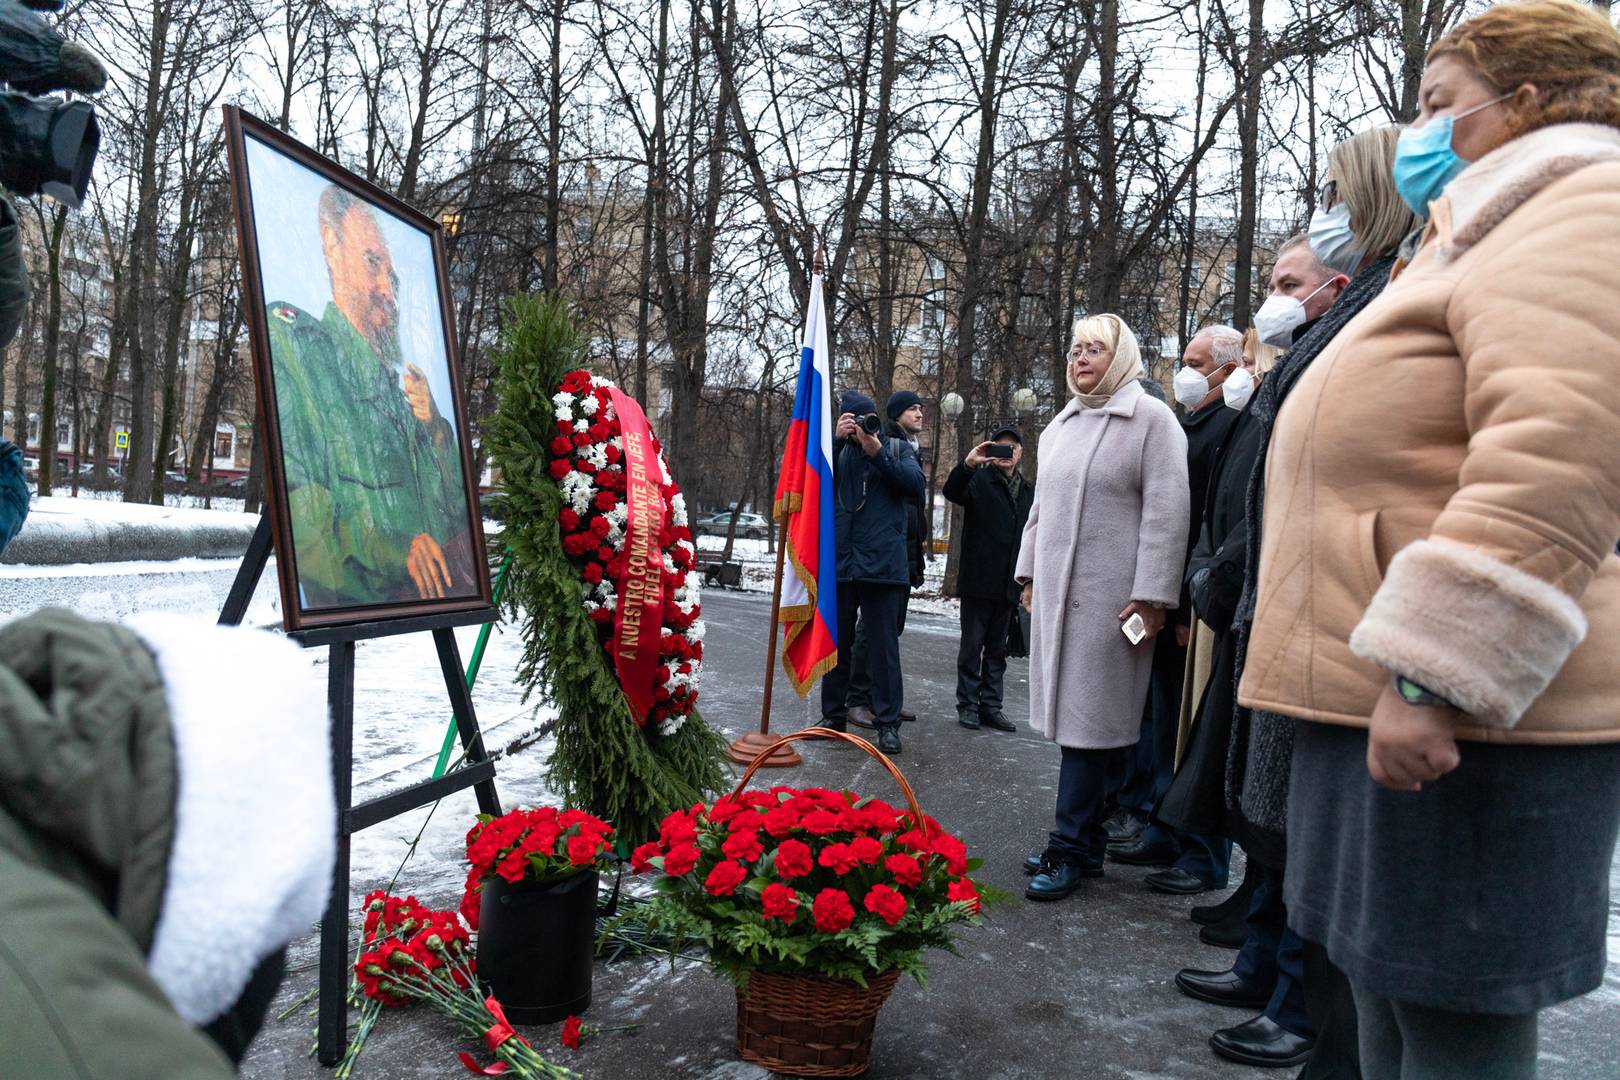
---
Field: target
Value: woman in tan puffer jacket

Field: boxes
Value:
[1238,1,1620,1074]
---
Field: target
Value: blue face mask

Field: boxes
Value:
[1393,94,1511,217]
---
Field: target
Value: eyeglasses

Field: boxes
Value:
[1069,342,1108,358]
[1315,178,1339,211]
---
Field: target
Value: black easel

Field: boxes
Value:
[218,518,503,1065]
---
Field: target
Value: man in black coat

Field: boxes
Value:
[820,389,926,755]
[942,424,1033,732]
[847,391,928,728]
[1111,324,1243,896]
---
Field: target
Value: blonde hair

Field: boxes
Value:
[1243,327,1283,379]
[1429,0,1620,139]
[1066,314,1145,405]
[1328,126,1420,260]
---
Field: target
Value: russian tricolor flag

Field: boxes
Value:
[775,272,838,694]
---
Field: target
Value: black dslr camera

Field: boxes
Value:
[858,413,883,435]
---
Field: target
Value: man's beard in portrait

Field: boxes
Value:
[361,291,402,366]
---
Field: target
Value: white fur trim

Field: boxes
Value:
[130,615,335,1025]
[1349,540,1588,729]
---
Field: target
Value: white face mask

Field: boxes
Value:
[1253,278,1336,348]
[1173,365,1211,408]
[1308,203,1366,277]
[1222,366,1255,411]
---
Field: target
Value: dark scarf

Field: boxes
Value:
[1225,254,1400,859]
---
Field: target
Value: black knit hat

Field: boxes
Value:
[886,389,923,420]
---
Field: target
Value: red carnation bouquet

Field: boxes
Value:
[548,368,703,735]
[341,891,577,1079]
[459,806,615,930]
[629,786,990,986]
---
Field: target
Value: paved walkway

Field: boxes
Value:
[241,588,1620,1079]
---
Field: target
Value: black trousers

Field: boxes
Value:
[1048,745,1127,864]
[845,588,909,710]
[956,595,1014,713]
[821,581,907,730]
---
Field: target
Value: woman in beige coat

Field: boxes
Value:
[1239,1,1620,1073]
[1017,314,1189,902]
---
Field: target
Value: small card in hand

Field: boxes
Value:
[1121,612,1147,645]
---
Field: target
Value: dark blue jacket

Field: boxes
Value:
[0,440,27,557]
[832,434,925,585]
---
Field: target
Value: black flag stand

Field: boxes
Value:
[218,517,502,1065]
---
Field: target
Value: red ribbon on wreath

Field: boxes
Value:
[607,388,666,720]
[456,996,532,1075]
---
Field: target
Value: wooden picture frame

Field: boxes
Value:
[223,106,493,630]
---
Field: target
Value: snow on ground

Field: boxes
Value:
[47,485,249,514]
[29,492,256,526]
[694,535,961,617]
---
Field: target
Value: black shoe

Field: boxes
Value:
[1210,1015,1315,1068]
[849,705,878,730]
[1024,850,1103,877]
[979,709,1017,732]
[1103,812,1145,846]
[1191,869,1258,925]
[957,707,981,730]
[820,718,848,733]
[1199,917,1247,950]
[876,726,902,755]
[1108,839,1177,867]
[1174,967,1274,1009]
[1145,866,1222,895]
[1025,858,1092,901]
[899,709,917,723]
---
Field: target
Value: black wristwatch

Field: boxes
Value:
[1393,674,1453,709]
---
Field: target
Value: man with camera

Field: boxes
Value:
[944,424,1034,733]
[847,390,928,729]
[819,389,925,754]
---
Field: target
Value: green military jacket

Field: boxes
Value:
[0,610,235,1078]
[265,301,468,610]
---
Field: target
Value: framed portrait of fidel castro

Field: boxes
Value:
[223,106,493,631]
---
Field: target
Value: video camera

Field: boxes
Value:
[0,0,103,206]
[0,0,105,347]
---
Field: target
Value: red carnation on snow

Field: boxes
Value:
[561,1015,582,1050]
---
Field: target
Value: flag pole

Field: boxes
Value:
[726,240,826,769]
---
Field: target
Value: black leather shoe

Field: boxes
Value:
[849,705,878,730]
[1103,812,1145,846]
[957,707,981,730]
[1175,967,1273,1009]
[1192,871,1257,925]
[821,718,848,733]
[1025,859,1091,901]
[979,709,1017,732]
[1145,866,1221,895]
[1200,916,1247,949]
[1210,1015,1315,1068]
[1024,850,1103,877]
[876,726,902,755]
[899,709,917,723]
[1108,839,1177,867]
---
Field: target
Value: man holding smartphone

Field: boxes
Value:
[819,390,926,754]
[943,425,1034,732]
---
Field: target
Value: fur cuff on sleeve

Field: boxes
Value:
[1349,540,1588,728]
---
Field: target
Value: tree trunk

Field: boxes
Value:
[1232,0,1264,331]
[37,206,68,493]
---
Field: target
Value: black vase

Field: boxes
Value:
[477,869,598,1023]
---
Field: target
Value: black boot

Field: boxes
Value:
[876,725,902,755]
[1025,855,1095,901]
[979,709,1017,732]
[957,706,981,730]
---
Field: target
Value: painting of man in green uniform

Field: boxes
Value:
[261,183,478,611]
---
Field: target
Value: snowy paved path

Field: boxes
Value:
[0,564,1611,1077]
